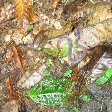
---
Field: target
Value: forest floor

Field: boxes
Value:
[0,0,112,112]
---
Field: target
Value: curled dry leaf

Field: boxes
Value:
[10,42,27,68]
[13,0,35,28]
[5,77,19,101]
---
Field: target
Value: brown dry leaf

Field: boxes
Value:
[10,42,27,68]
[13,0,35,28]
[16,45,27,66]
[5,77,19,101]
[53,0,61,11]
[69,73,84,96]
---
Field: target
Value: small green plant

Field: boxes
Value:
[95,68,112,87]
[42,70,52,77]
[43,42,78,59]
[63,69,72,77]
[80,95,91,103]
[60,42,68,58]
[109,77,112,87]
[43,48,58,57]
[54,110,58,112]
[69,104,81,112]
[28,78,73,106]
[72,42,78,53]
[46,59,52,67]
[27,25,33,31]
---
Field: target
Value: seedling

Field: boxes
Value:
[95,68,112,86]
[64,69,72,77]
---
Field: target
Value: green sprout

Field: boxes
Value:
[27,25,33,31]
[72,42,78,53]
[69,104,81,112]
[46,59,52,67]
[95,68,112,86]
[109,76,112,87]
[54,110,58,112]
[63,69,72,77]
[43,48,58,57]
[42,70,52,77]
[80,95,91,103]
[59,41,78,58]
[60,42,68,58]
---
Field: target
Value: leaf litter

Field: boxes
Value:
[0,0,112,112]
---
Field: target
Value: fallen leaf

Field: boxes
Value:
[10,42,27,68]
[5,77,19,101]
[13,0,35,28]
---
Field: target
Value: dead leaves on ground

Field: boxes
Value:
[13,0,35,28]
[53,0,61,11]
[0,4,14,22]
[10,42,27,68]
[5,77,27,112]
[5,77,19,101]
